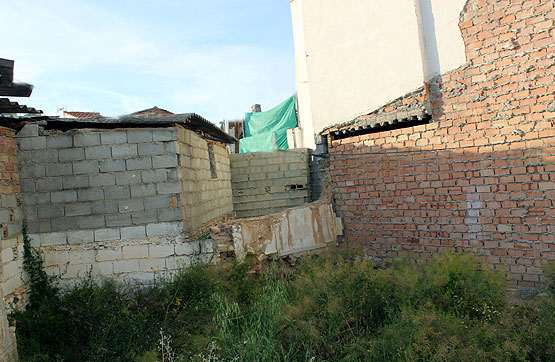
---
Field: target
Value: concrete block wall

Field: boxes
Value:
[176,125,233,233]
[325,0,555,293]
[34,230,216,285]
[230,149,310,218]
[15,124,225,284]
[17,125,184,236]
[0,126,20,361]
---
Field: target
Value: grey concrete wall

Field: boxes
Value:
[230,149,310,218]
[15,123,229,283]
[176,125,233,234]
[17,124,183,236]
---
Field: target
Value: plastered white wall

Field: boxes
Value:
[291,0,468,148]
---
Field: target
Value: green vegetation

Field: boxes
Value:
[12,233,555,362]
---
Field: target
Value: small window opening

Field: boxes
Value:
[287,184,306,190]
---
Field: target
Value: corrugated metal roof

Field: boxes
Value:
[0,98,42,114]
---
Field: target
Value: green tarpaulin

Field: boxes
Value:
[239,95,297,153]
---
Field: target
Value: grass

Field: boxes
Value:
[11,251,555,362]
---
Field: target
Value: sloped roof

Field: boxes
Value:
[0,98,42,115]
[64,111,101,119]
[127,106,174,118]
[44,113,237,144]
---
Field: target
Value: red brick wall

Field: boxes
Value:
[0,125,24,307]
[326,0,555,290]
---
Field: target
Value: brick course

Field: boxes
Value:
[325,0,555,290]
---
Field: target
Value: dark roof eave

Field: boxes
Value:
[43,113,237,144]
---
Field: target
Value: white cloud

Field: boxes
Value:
[1,0,295,122]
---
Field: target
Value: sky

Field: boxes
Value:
[1,0,296,123]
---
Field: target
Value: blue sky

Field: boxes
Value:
[2,0,295,122]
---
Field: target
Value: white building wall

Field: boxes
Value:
[291,0,468,148]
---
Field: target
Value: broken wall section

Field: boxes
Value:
[230,149,310,218]
[212,199,341,262]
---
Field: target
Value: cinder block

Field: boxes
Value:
[46,163,73,177]
[59,148,85,162]
[96,248,122,262]
[138,143,164,156]
[94,228,121,241]
[73,160,99,174]
[63,264,92,280]
[146,221,183,236]
[91,201,118,214]
[32,149,59,163]
[156,181,182,195]
[121,225,147,239]
[126,156,152,170]
[89,173,116,187]
[166,255,191,270]
[68,249,96,264]
[74,132,100,146]
[50,218,74,232]
[127,130,153,143]
[62,175,89,189]
[18,136,46,150]
[68,230,94,244]
[164,142,177,153]
[143,195,172,209]
[141,169,167,183]
[36,178,62,192]
[105,214,133,227]
[113,259,140,274]
[122,244,148,258]
[114,171,141,185]
[78,189,104,201]
[6,222,22,238]
[92,261,114,275]
[112,144,138,158]
[19,164,46,179]
[175,240,199,255]
[157,208,182,222]
[65,203,92,216]
[130,184,157,198]
[16,123,39,137]
[152,154,178,168]
[99,159,126,172]
[37,205,64,219]
[77,215,105,229]
[28,220,52,233]
[152,129,177,142]
[149,244,174,258]
[104,185,131,200]
[119,199,144,213]
[51,190,77,203]
[139,259,166,272]
[46,134,73,148]
[41,232,67,246]
[167,168,179,180]
[131,211,158,225]
[44,251,69,267]
[101,132,127,145]
[85,145,112,160]
[20,178,36,192]
[0,209,10,223]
